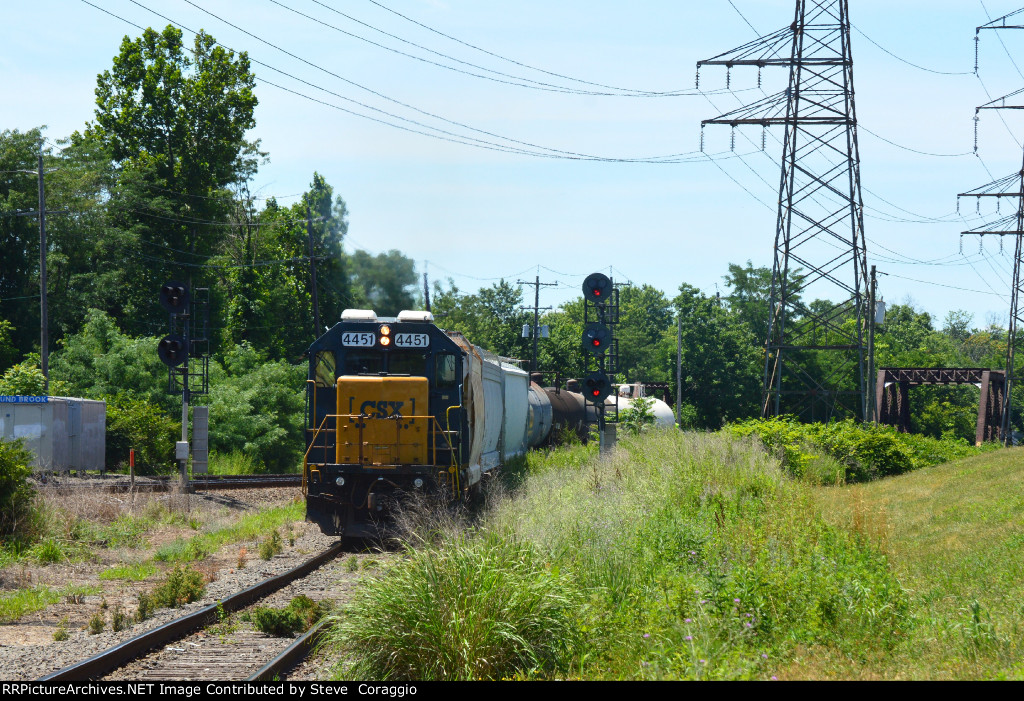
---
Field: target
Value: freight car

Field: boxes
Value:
[303,309,590,537]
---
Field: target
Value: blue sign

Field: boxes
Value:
[0,396,48,404]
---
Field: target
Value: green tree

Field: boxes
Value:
[0,358,46,396]
[89,25,259,336]
[432,280,531,360]
[673,283,762,428]
[349,250,418,317]
[0,437,35,537]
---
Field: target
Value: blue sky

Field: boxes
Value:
[4,1,1024,331]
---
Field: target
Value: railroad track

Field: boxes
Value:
[38,541,345,682]
[33,474,302,493]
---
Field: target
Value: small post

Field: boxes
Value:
[129,448,135,489]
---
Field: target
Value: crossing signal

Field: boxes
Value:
[160,281,190,315]
[582,371,612,403]
[158,334,187,367]
[583,322,612,355]
[582,273,612,304]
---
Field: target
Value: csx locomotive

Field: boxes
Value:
[303,309,589,537]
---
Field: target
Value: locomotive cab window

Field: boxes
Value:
[343,350,383,375]
[435,353,458,388]
[313,351,336,387]
[390,352,428,377]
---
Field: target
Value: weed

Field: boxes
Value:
[30,538,65,564]
[237,548,247,569]
[151,565,206,609]
[136,592,153,622]
[87,612,105,635]
[259,529,283,560]
[253,596,328,637]
[53,617,69,641]
[345,556,359,573]
[111,604,129,632]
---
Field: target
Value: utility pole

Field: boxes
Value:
[13,150,61,395]
[699,0,870,423]
[676,314,683,429]
[307,207,321,336]
[517,275,556,371]
[36,152,48,394]
[423,271,431,312]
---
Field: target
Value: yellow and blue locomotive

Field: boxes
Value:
[304,309,565,537]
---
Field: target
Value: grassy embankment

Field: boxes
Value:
[322,429,1024,680]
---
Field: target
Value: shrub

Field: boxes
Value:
[252,596,327,638]
[103,394,178,475]
[151,565,206,609]
[325,533,585,681]
[0,438,36,538]
[619,397,657,436]
[87,612,105,635]
[727,416,989,483]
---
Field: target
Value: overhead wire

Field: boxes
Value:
[272,0,708,98]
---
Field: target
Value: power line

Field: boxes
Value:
[852,23,974,76]
[273,0,704,98]
[359,0,684,95]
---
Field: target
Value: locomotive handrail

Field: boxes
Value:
[302,413,335,496]
[445,404,463,494]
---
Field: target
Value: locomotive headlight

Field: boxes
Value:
[413,478,424,489]
[335,476,345,486]
[380,336,391,347]
[379,325,391,336]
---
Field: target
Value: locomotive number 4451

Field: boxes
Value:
[341,332,375,347]
[394,333,429,348]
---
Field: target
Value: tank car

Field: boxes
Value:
[304,309,569,537]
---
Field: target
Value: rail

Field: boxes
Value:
[38,541,346,681]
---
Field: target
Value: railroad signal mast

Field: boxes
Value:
[959,11,1024,445]
[157,282,211,484]
[699,0,870,423]
[582,272,618,450]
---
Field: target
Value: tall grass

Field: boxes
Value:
[323,431,909,680]
[325,532,585,680]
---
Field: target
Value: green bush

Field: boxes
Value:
[727,416,990,483]
[0,438,36,538]
[325,533,585,681]
[103,394,178,475]
[151,565,206,609]
[252,596,326,637]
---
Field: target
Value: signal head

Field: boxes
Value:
[158,334,187,367]
[582,273,612,304]
[159,281,190,315]
[582,371,612,403]
[582,322,612,356]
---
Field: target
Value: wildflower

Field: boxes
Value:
[771,676,778,681]
[733,598,740,603]
[700,659,706,664]
[745,622,753,628]
[685,618,692,623]
[643,633,650,639]
[762,654,768,659]
[685,635,693,641]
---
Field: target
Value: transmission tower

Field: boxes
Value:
[959,11,1024,445]
[698,0,870,422]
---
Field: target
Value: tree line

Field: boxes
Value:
[0,25,1018,473]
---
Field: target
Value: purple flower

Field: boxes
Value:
[733,598,741,603]
[643,633,650,639]
[745,622,753,628]
[685,618,692,623]
[685,635,693,641]
[771,676,778,681]
[700,659,706,664]
[762,654,768,659]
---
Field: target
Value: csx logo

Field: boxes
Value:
[359,400,404,418]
